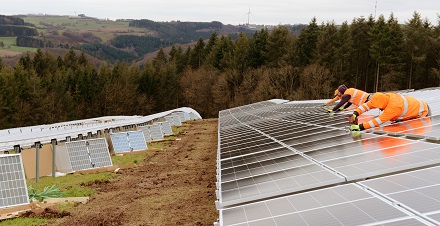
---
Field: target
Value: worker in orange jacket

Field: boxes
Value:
[349,92,431,131]
[323,89,341,106]
[328,85,371,113]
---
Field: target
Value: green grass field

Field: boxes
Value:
[22,17,131,30]
[22,16,150,42]
[0,37,36,53]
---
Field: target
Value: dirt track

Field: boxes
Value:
[52,118,219,226]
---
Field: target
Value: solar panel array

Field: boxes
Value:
[65,138,113,171]
[0,107,201,152]
[110,131,147,153]
[216,88,440,225]
[0,154,29,208]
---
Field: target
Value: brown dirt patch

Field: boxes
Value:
[21,207,70,219]
[0,50,22,57]
[51,118,219,226]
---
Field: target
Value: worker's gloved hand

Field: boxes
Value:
[348,114,357,123]
[349,124,360,131]
[339,107,345,111]
[351,131,361,139]
[327,109,333,114]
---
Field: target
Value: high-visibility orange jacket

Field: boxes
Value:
[332,88,370,111]
[354,92,430,130]
[325,89,340,105]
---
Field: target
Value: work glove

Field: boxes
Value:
[322,103,327,106]
[339,107,345,111]
[348,114,357,123]
[327,109,333,114]
[351,131,361,139]
[349,124,360,131]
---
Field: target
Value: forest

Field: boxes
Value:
[0,12,439,129]
[129,19,225,43]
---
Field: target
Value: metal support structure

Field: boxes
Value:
[35,141,42,183]
[13,144,21,153]
[51,139,57,178]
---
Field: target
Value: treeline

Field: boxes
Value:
[80,43,138,63]
[16,36,55,48]
[111,35,165,56]
[0,25,38,37]
[129,19,224,43]
[0,15,26,25]
[0,12,439,129]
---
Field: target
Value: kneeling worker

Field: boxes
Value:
[328,85,371,113]
[349,92,431,131]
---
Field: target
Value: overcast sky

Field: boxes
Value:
[2,0,439,25]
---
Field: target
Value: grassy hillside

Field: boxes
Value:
[22,16,153,43]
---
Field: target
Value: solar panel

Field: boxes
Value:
[220,184,427,226]
[183,112,190,121]
[173,112,186,122]
[147,125,164,141]
[86,139,113,168]
[218,158,345,208]
[66,141,94,171]
[126,131,148,151]
[138,125,164,142]
[360,166,440,224]
[110,133,131,153]
[65,138,112,171]
[0,154,29,208]
[173,114,182,126]
[165,115,182,126]
[156,122,173,136]
[110,131,147,153]
[54,144,72,173]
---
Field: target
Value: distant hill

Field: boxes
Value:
[0,15,254,64]
[0,14,307,65]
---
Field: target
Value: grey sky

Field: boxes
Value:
[2,0,439,25]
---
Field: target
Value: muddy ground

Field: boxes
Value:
[51,118,219,226]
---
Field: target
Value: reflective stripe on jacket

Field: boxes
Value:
[345,88,370,106]
[354,92,430,130]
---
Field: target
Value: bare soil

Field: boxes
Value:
[47,119,219,226]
